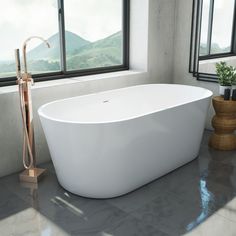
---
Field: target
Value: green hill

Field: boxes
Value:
[67,31,122,70]
[0,31,122,77]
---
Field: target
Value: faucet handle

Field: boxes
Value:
[15,49,22,80]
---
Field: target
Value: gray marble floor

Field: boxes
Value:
[0,130,236,236]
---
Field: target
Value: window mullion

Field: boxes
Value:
[122,0,130,67]
[207,0,214,55]
[58,0,66,73]
[232,0,236,53]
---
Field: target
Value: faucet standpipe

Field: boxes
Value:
[15,36,50,183]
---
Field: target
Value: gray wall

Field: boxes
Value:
[148,0,176,84]
[0,0,177,177]
[173,0,218,129]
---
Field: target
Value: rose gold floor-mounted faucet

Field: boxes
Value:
[15,36,50,183]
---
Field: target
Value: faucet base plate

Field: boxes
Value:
[19,168,46,183]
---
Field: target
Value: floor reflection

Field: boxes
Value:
[185,197,236,236]
[186,179,211,231]
[186,144,235,234]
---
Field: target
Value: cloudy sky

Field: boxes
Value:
[201,0,234,48]
[0,0,122,61]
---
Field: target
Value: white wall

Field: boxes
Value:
[173,0,218,129]
[0,0,176,177]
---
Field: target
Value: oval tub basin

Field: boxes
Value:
[38,84,213,198]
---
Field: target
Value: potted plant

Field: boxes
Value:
[215,61,235,96]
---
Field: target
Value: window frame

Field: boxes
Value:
[199,0,236,60]
[0,0,130,87]
[189,0,236,82]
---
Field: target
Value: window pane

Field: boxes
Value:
[0,0,60,79]
[64,0,123,71]
[211,0,235,54]
[200,0,211,56]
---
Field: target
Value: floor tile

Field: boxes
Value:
[0,207,70,236]
[130,190,217,235]
[1,173,128,235]
[0,183,29,221]
[201,163,236,193]
[0,171,63,207]
[216,196,236,223]
[168,169,236,213]
[104,215,170,236]
[40,197,127,235]
[184,213,236,236]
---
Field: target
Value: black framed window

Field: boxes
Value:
[189,0,236,81]
[0,0,129,86]
[199,0,235,58]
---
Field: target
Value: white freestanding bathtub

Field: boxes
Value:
[38,84,212,198]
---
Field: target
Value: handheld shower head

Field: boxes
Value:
[22,36,51,73]
[15,49,21,80]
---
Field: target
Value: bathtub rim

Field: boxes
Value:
[38,84,213,125]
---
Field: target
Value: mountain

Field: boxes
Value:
[78,31,122,54]
[67,31,122,70]
[0,31,122,76]
[27,31,90,61]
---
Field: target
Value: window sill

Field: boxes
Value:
[0,70,147,95]
[199,53,236,61]
[199,55,236,64]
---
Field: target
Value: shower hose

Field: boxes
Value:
[18,80,34,170]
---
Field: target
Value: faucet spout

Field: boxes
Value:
[22,36,50,74]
